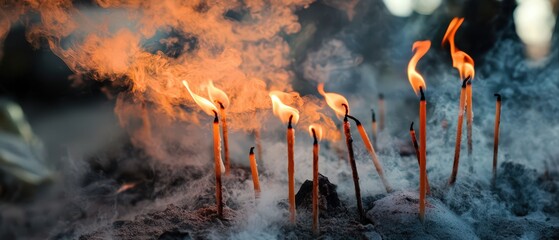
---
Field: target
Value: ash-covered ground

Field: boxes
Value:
[1,118,558,240]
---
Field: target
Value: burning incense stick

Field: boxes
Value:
[220,104,230,175]
[208,81,231,175]
[410,122,430,195]
[249,147,261,199]
[407,40,431,222]
[342,105,365,221]
[183,80,225,218]
[492,93,502,188]
[287,116,296,223]
[269,93,300,224]
[371,109,377,148]
[449,79,468,186]
[212,111,224,217]
[317,83,365,221]
[378,94,385,131]
[347,115,392,193]
[309,125,322,235]
[466,80,473,156]
[419,88,427,222]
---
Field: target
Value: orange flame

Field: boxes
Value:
[207,80,230,109]
[407,41,431,95]
[182,80,218,116]
[116,182,136,194]
[317,83,349,118]
[442,18,475,80]
[269,92,300,125]
[308,124,323,141]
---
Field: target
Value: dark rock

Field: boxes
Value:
[112,220,128,229]
[295,174,340,212]
[158,229,192,240]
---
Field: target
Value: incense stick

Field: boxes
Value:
[492,93,501,188]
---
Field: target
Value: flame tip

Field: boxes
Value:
[443,17,475,81]
[407,40,430,96]
[270,92,300,125]
[308,124,323,141]
[318,84,350,118]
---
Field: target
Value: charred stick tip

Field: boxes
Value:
[250,147,255,154]
[410,121,415,131]
[379,93,384,100]
[219,102,225,110]
[311,128,318,144]
[466,77,472,85]
[494,93,501,101]
[346,115,362,126]
[419,87,425,101]
[342,104,349,116]
[462,79,468,88]
[342,104,349,122]
[371,109,376,121]
[213,110,219,123]
[288,115,294,129]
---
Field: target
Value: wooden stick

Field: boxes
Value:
[212,111,223,218]
[410,122,430,195]
[219,104,230,175]
[371,109,377,148]
[492,94,501,188]
[249,147,261,199]
[287,115,296,224]
[419,88,427,223]
[466,80,473,156]
[342,105,364,222]
[449,79,468,186]
[311,128,320,235]
[347,115,392,193]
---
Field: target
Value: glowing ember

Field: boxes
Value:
[116,182,137,194]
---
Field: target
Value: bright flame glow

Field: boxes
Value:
[514,0,556,46]
[407,40,431,95]
[269,92,300,125]
[383,0,413,17]
[116,182,136,194]
[308,124,323,141]
[442,18,475,80]
[317,83,349,118]
[182,80,218,116]
[207,80,230,109]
